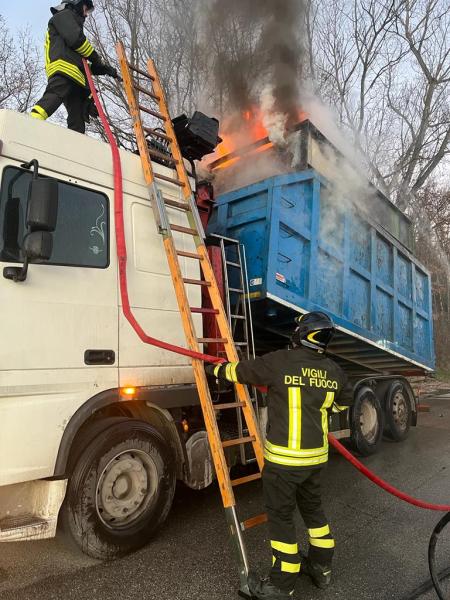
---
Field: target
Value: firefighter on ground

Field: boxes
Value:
[206,311,353,600]
[31,0,118,134]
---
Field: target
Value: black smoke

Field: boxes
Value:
[202,0,306,128]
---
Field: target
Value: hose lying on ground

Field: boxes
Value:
[329,434,450,599]
[328,435,450,512]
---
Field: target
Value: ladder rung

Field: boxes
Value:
[139,104,166,121]
[222,436,255,449]
[171,224,198,236]
[155,172,185,187]
[183,278,211,287]
[231,472,262,487]
[165,199,189,210]
[143,127,173,143]
[119,46,266,508]
[176,250,203,259]
[241,513,268,531]
[234,342,249,346]
[128,62,155,81]
[149,148,178,165]
[133,83,160,101]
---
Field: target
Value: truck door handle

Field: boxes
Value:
[84,350,116,365]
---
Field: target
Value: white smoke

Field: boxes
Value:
[260,85,289,147]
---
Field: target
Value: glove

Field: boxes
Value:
[83,96,99,123]
[205,364,220,378]
[91,62,118,78]
[104,64,119,79]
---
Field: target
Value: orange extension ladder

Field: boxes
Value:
[116,42,266,597]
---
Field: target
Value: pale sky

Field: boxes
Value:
[1,0,56,41]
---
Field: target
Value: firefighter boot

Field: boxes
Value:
[248,571,294,599]
[301,558,332,589]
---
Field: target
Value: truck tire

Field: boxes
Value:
[60,418,176,560]
[350,387,383,456]
[384,381,412,442]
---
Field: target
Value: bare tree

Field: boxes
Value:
[83,0,207,146]
[0,16,43,112]
[413,182,450,370]
[391,0,450,202]
[60,0,450,208]
[312,0,450,205]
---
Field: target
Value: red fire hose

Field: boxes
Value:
[85,59,450,514]
[85,60,449,596]
[328,435,450,599]
[328,434,450,512]
[83,60,224,365]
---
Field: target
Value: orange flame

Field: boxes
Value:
[206,107,307,171]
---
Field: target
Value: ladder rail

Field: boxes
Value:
[221,238,248,466]
[116,43,167,235]
[147,58,192,202]
[197,245,265,468]
[117,45,265,595]
[236,245,251,357]
[241,244,257,360]
[163,236,235,508]
[219,237,261,465]
[145,56,265,471]
[235,242,256,463]
[219,238,234,333]
[239,243,260,427]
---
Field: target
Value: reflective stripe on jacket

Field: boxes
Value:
[214,347,354,468]
[45,7,99,87]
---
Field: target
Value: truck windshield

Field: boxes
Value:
[0,166,109,268]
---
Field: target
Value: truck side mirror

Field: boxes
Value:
[3,165,59,282]
[23,231,54,261]
[27,178,59,232]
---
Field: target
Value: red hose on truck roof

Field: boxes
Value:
[83,60,224,365]
[84,60,450,515]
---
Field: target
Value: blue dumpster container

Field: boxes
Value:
[209,169,435,374]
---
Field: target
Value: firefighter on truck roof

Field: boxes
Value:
[30,0,118,134]
[206,311,353,600]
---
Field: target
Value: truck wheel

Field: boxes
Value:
[384,381,412,442]
[350,387,383,456]
[61,418,176,560]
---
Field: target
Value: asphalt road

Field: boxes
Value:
[1,393,450,600]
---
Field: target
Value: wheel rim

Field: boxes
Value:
[359,398,379,444]
[96,450,159,530]
[391,390,408,432]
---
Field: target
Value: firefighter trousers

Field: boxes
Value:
[31,75,88,134]
[262,462,335,592]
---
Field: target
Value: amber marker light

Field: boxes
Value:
[121,387,137,398]
[182,419,189,433]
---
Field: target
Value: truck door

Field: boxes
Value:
[0,163,118,486]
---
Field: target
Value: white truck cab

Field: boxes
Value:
[0,110,210,558]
